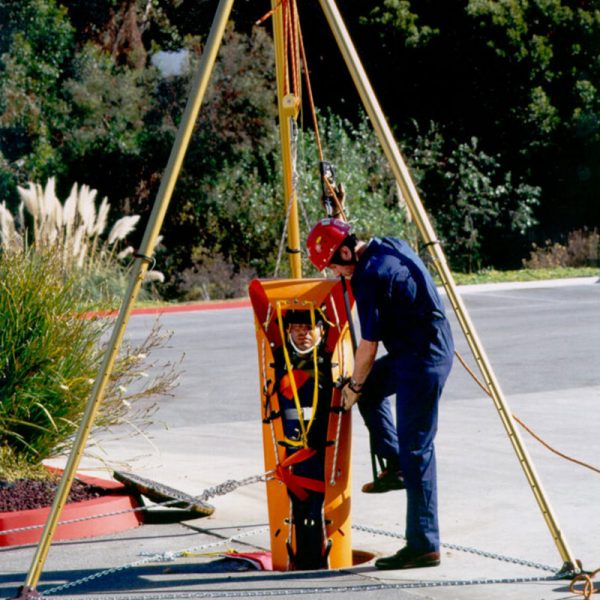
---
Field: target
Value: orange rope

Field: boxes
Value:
[296,10,346,220]
[296,11,322,162]
[454,350,600,476]
[570,568,600,598]
[288,0,301,97]
[257,0,347,220]
[255,4,280,26]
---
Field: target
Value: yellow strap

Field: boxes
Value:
[275,301,322,448]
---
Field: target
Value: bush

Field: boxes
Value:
[523,228,600,268]
[406,122,540,272]
[172,109,416,292]
[0,179,179,474]
[177,248,256,301]
[0,249,177,467]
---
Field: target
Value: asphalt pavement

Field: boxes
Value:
[1,276,599,600]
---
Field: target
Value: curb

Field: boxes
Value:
[0,472,143,547]
[451,275,599,295]
[81,276,599,319]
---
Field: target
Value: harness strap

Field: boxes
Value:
[273,448,326,501]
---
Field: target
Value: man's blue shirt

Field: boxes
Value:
[350,237,454,365]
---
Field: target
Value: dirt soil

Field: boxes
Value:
[0,478,110,512]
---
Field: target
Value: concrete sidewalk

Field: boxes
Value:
[1,278,599,600]
[2,384,598,599]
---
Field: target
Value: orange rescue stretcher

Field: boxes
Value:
[249,278,355,570]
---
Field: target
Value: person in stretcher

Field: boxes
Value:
[273,308,334,570]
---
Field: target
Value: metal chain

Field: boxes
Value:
[41,526,270,596]
[4,471,566,597]
[37,521,562,597]
[48,573,560,599]
[0,473,268,537]
[352,524,558,573]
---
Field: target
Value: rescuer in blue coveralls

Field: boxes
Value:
[306,218,454,570]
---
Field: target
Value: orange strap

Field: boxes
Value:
[274,448,326,501]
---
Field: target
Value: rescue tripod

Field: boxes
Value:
[14,0,581,597]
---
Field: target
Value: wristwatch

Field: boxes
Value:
[348,378,364,394]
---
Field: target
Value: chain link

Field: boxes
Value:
[44,575,559,600]
[1,473,268,537]
[4,474,567,598]
[41,526,270,596]
[352,524,558,573]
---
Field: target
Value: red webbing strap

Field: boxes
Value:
[274,448,326,501]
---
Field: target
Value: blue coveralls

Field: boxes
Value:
[351,237,454,553]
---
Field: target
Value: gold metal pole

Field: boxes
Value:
[318,0,579,572]
[271,0,302,278]
[21,0,236,591]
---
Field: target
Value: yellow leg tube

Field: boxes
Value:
[318,0,579,572]
[271,0,302,279]
[20,0,236,591]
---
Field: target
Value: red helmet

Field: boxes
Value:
[306,218,352,271]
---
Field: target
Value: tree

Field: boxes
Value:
[0,0,74,199]
[357,1,600,246]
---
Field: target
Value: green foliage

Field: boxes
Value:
[172,108,414,295]
[64,44,156,157]
[407,122,540,272]
[0,1,597,291]
[0,250,105,462]
[0,178,162,307]
[297,111,411,241]
[356,1,600,247]
[366,0,439,47]
[0,0,74,185]
[0,178,177,468]
[0,248,177,466]
[447,266,599,286]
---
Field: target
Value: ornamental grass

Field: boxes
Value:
[0,180,177,477]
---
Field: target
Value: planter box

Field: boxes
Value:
[0,472,143,547]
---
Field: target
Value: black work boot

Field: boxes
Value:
[375,546,440,570]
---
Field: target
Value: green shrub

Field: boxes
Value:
[175,110,416,292]
[0,179,179,474]
[0,248,178,469]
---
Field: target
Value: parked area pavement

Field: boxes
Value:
[1,277,599,600]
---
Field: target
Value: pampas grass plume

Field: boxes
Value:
[94,196,110,236]
[108,215,140,245]
[78,184,98,236]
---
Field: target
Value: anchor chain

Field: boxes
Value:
[352,524,558,573]
[35,520,564,598]
[0,473,269,538]
[41,526,270,597]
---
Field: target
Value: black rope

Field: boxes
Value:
[420,239,441,251]
[286,246,302,254]
[133,252,156,271]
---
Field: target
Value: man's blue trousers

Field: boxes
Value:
[358,354,452,552]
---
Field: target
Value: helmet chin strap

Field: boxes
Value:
[288,331,322,355]
[288,337,316,355]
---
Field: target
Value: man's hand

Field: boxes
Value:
[342,383,360,411]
